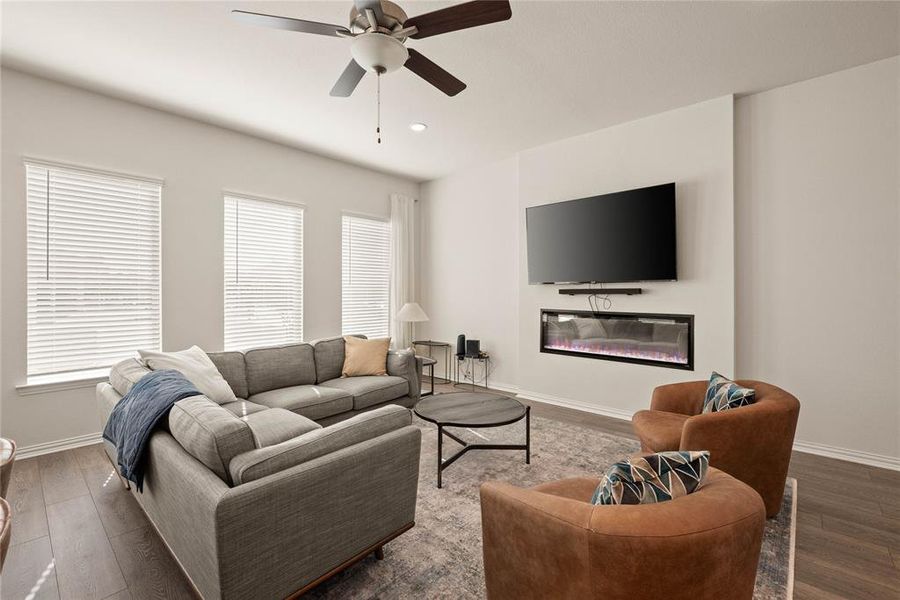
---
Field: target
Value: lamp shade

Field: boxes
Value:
[396,302,429,322]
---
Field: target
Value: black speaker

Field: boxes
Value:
[456,334,466,358]
[465,339,480,357]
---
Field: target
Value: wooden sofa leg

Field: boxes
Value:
[374,546,384,560]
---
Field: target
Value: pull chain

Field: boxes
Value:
[376,69,382,144]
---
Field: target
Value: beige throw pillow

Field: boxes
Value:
[342,336,391,377]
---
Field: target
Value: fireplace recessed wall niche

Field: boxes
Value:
[541,310,694,370]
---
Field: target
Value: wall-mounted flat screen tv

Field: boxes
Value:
[526,183,676,284]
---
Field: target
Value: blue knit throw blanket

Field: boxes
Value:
[102,369,200,492]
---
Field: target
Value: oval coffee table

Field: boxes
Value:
[414,392,530,488]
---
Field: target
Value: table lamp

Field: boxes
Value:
[396,302,429,345]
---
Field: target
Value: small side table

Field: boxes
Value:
[412,340,451,384]
[455,353,491,391]
[419,356,437,397]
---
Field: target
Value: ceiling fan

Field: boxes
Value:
[231,0,513,98]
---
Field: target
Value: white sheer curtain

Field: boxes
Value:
[390,193,417,349]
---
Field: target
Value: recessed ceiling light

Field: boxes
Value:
[409,122,428,132]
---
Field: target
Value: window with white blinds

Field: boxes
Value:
[224,195,304,350]
[342,213,391,339]
[26,162,162,378]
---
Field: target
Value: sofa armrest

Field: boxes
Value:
[97,382,122,429]
[228,404,412,484]
[387,348,422,400]
[480,481,595,599]
[214,425,421,600]
[650,381,707,416]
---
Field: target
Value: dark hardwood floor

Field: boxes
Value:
[2,382,898,599]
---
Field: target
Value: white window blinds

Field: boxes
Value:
[224,195,304,350]
[342,213,391,339]
[26,162,162,377]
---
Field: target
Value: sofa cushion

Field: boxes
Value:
[319,376,409,410]
[243,409,321,447]
[311,336,347,383]
[341,336,390,377]
[591,450,710,505]
[631,410,689,451]
[249,385,353,420]
[228,405,412,485]
[206,351,248,399]
[109,358,151,396]
[244,343,316,395]
[702,371,756,414]
[168,396,255,484]
[220,400,268,418]
[139,346,238,405]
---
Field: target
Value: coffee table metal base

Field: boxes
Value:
[435,406,530,489]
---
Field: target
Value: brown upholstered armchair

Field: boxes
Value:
[480,469,765,600]
[632,380,800,517]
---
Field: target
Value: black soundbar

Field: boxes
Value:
[559,288,642,296]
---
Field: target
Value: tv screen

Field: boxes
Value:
[526,183,676,284]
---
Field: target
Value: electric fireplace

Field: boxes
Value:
[540,309,694,370]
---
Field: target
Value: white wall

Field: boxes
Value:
[418,58,900,466]
[419,97,735,413]
[517,97,735,416]
[0,69,418,450]
[735,56,900,462]
[418,157,519,386]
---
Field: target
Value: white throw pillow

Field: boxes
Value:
[138,345,237,405]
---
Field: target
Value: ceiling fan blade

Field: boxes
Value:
[231,10,350,37]
[330,59,367,97]
[404,0,511,39]
[404,49,466,97]
[354,0,385,28]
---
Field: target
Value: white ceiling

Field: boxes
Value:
[2,1,899,181]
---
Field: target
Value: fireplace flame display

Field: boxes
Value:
[541,310,694,370]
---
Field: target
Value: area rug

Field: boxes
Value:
[308,415,796,599]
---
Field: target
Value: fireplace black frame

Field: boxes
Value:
[540,309,695,371]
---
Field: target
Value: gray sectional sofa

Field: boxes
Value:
[96,335,423,599]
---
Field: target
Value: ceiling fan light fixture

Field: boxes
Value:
[350,32,409,73]
[409,122,428,132]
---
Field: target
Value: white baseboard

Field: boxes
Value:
[500,386,900,472]
[16,432,103,460]
[513,387,634,422]
[792,439,900,472]
[484,381,519,395]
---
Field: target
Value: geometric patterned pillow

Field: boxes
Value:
[702,371,755,414]
[590,450,710,505]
